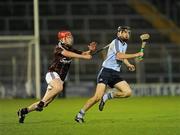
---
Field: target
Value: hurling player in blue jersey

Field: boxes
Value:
[75,26,144,123]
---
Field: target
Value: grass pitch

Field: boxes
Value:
[0,96,179,135]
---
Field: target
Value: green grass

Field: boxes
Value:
[0,96,180,135]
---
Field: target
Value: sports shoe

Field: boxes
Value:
[75,115,85,123]
[99,98,105,111]
[17,109,26,123]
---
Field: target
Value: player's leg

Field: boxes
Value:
[82,83,106,112]
[17,85,59,123]
[25,88,54,113]
[35,72,64,111]
[27,94,57,113]
[99,81,132,111]
[17,99,55,123]
[17,72,63,123]
[35,79,63,110]
[34,78,63,111]
[113,81,132,98]
[75,83,106,123]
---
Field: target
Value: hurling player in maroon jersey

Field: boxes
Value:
[17,31,97,123]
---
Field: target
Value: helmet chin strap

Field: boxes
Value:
[58,40,71,48]
[58,40,64,46]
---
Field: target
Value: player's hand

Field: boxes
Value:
[136,52,144,57]
[88,42,97,52]
[82,54,92,60]
[127,64,135,71]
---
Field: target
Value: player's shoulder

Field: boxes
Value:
[117,38,127,47]
[55,44,70,51]
[54,45,62,51]
[53,45,64,55]
[109,39,117,46]
[112,38,117,43]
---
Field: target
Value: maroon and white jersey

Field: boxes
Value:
[48,44,82,81]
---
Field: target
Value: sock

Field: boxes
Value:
[103,92,114,102]
[21,108,28,114]
[37,101,45,108]
[77,109,85,118]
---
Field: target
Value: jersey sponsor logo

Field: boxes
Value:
[60,58,72,64]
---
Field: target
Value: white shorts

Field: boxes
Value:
[45,72,62,84]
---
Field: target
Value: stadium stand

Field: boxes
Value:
[0,0,179,85]
[148,0,180,25]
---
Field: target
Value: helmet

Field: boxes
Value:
[58,31,72,40]
[117,26,131,32]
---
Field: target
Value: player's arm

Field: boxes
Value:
[60,47,92,60]
[116,52,143,60]
[82,42,97,55]
[82,50,92,55]
[123,59,132,67]
[123,59,136,71]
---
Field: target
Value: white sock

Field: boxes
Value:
[102,93,108,102]
[77,109,85,118]
[103,92,114,102]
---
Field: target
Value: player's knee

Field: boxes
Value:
[54,84,63,93]
[57,85,63,93]
[124,90,132,97]
[94,96,101,102]
[47,84,53,91]
[91,96,99,103]
[49,80,63,93]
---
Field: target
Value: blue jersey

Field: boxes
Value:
[102,38,127,72]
